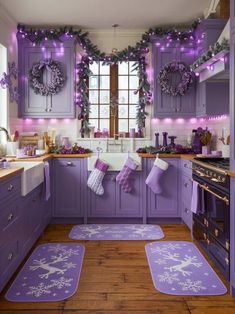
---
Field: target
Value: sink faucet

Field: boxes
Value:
[0,127,11,141]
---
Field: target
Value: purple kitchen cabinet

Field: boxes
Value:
[152,44,196,118]
[196,80,229,117]
[230,177,235,296]
[88,171,143,218]
[53,158,87,218]
[230,32,235,171]
[180,172,192,230]
[17,38,75,118]
[145,158,179,218]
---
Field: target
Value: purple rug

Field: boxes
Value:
[69,224,164,240]
[5,243,85,302]
[145,241,227,295]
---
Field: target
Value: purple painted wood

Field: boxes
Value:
[53,158,87,218]
[152,43,196,118]
[196,81,229,117]
[230,34,235,172]
[18,38,75,118]
[146,158,179,218]
[180,161,192,230]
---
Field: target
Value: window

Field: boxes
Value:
[0,43,7,144]
[88,61,139,137]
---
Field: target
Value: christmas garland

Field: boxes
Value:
[29,59,65,96]
[191,38,229,71]
[17,20,200,133]
[158,61,194,96]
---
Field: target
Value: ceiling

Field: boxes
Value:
[0,0,211,29]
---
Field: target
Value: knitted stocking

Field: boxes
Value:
[116,157,139,193]
[145,157,169,194]
[87,159,109,195]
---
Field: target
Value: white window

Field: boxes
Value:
[0,43,8,144]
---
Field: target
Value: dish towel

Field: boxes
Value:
[191,180,205,214]
[44,161,51,201]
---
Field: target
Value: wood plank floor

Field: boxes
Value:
[0,224,235,314]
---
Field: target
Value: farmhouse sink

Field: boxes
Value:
[87,152,142,171]
[10,161,44,196]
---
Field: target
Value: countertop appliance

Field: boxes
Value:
[192,157,230,280]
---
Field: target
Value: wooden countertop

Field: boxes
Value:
[138,153,195,160]
[0,167,23,181]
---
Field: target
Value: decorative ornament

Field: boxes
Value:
[29,59,65,96]
[0,62,19,103]
[191,38,229,71]
[158,61,194,96]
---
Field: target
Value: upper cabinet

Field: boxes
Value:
[18,38,75,118]
[152,43,196,118]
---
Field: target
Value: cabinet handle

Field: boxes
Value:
[184,208,189,214]
[7,213,14,221]
[184,183,189,188]
[66,161,73,166]
[8,253,13,261]
[7,184,14,191]
[214,229,219,237]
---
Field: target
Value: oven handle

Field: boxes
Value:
[191,180,229,206]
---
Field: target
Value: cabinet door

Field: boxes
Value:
[230,32,235,171]
[116,171,142,217]
[18,39,75,118]
[88,172,116,217]
[53,159,84,217]
[147,158,179,217]
[180,173,192,229]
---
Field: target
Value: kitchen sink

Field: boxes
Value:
[87,152,142,171]
[10,161,44,196]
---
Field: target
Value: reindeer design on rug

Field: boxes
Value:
[30,254,71,279]
[161,252,202,276]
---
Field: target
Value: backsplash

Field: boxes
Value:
[9,115,229,153]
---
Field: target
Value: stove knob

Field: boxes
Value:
[209,171,213,176]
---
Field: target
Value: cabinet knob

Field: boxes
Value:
[49,108,52,112]
[7,184,14,192]
[184,163,187,168]
[7,213,14,221]
[45,108,48,112]
[184,183,189,188]
[8,253,13,261]
[66,161,73,166]
[184,208,189,214]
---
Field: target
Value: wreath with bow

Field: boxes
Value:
[29,59,65,96]
[158,61,194,96]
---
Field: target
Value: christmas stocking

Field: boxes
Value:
[87,159,109,195]
[116,157,139,193]
[145,157,169,194]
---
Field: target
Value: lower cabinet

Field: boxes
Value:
[53,158,87,217]
[180,159,192,229]
[230,178,235,296]
[144,158,179,218]
[88,171,143,218]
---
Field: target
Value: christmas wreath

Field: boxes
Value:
[29,59,65,96]
[158,61,194,96]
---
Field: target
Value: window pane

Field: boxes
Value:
[129,75,139,89]
[129,119,138,129]
[129,105,137,118]
[89,119,99,130]
[118,105,128,118]
[129,91,138,103]
[118,62,128,74]
[89,76,99,89]
[100,76,110,89]
[119,119,128,132]
[129,61,138,75]
[90,105,98,118]
[118,90,128,104]
[100,119,109,131]
[89,62,99,75]
[100,64,110,74]
[89,90,98,103]
[100,105,110,118]
[100,90,110,103]
[118,76,128,89]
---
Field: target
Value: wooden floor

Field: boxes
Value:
[0,224,235,314]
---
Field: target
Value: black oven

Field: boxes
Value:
[192,160,230,281]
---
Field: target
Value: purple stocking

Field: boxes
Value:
[116,157,139,193]
[145,157,169,194]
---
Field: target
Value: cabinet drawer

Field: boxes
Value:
[0,175,21,202]
[0,240,19,278]
[0,198,19,232]
[181,159,192,176]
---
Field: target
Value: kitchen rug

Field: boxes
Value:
[69,224,164,240]
[145,241,227,295]
[5,243,85,302]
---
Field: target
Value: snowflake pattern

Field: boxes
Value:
[146,241,227,295]
[26,282,51,298]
